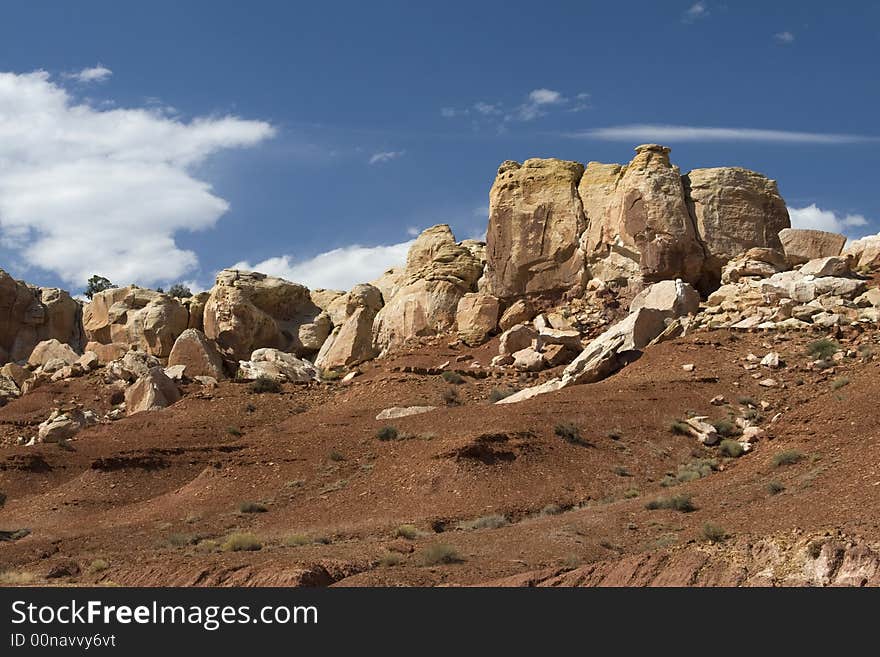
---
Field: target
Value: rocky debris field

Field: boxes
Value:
[1,143,880,586]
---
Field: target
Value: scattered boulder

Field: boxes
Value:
[375,406,436,420]
[484,158,587,297]
[843,234,880,271]
[28,339,80,369]
[778,228,846,266]
[721,248,788,283]
[36,409,97,443]
[499,324,537,356]
[237,348,320,383]
[799,256,851,278]
[124,367,181,416]
[630,279,700,317]
[0,373,20,403]
[512,347,545,372]
[203,269,323,360]
[77,351,100,372]
[167,329,226,380]
[498,299,536,331]
[83,286,189,358]
[85,341,130,364]
[456,293,500,346]
[1,362,31,390]
[535,328,582,352]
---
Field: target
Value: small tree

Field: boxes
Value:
[84,275,115,300]
[167,283,192,298]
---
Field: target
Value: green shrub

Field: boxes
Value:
[456,514,508,530]
[379,553,403,567]
[284,534,311,547]
[227,426,242,437]
[328,450,345,462]
[701,522,727,543]
[421,544,463,565]
[441,371,465,384]
[718,439,745,458]
[806,338,840,360]
[88,559,109,574]
[660,458,718,487]
[623,488,639,499]
[321,369,343,381]
[375,426,399,441]
[238,501,268,514]
[613,465,632,477]
[395,524,420,540]
[221,533,262,552]
[645,494,696,513]
[442,387,460,406]
[488,386,518,402]
[607,429,623,441]
[167,533,197,547]
[250,376,281,394]
[713,419,741,438]
[669,420,691,436]
[554,423,588,446]
[831,377,850,390]
[771,450,805,467]
[540,503,563,516]
[766,481,785,495]
[737,396,757,407]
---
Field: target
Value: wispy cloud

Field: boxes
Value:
[571,124,877,144]
[789,204,869,235]
[368,150,405,165]
[441,88,589,128]
[774,31,795,44]
[65,64,113,83]
[682,2,709,23]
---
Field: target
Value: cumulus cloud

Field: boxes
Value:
[774,31,795,44]
[571,124,877,144]
[682,2,709,23]
[0,70,274,287]
[789,204,869,235]
[232,240,414,291]
[66,64,113,83]
[368,150,405,165]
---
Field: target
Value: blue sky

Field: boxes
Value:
[0,1,878,294]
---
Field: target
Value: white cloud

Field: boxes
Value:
[441,88,582,125]
[406,226,421,237]
[0,70,275,287]
[682,2,709,23]
[528,89,563,105]
[368,150,404,165]
[789,204,869,235]
[233,240,414,291]
[515,88,566,121]
[572,124,877,144]
[774,31,795,44]
[66,64,113,83]
[473,101,501,115]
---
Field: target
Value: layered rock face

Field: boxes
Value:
[315,284,383,370]
[0,269,83,364]
[83,286,188,358]
[203,269,323,361]
[484,159,587,298]
[372,225,482,352]
[684,167,789,287]
[485,145,792,297]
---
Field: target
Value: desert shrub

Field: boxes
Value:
[227,426,242,437]
[0,570,36,585]
[766,481,785,495]
[238,501,268,514]
[376,426,399,441]
[328,450,345,462]
[456,514,508,531]
[88,559,109,574]
[313,536,332,545]
[645,494,696,513]
[167,283,192,298]
[661,458,718,487]
[806,338,840,360]
[284,534,311,547]
[321,369,343,381]
[669,420,691,436]
[441,371,465,384]
[167,533,198,547]
[488,386,518,402]
[554,423,588,446]
[395,524,420,540]
[195,539,219,553]
[701,523,727,543]
[831,377,850,390]
[718,439,745,458]
[0,492,5,507]
[737,396,757,407]
[623,489,640,499]
[442,387,460,406]
[250,376,281,394]
[380,553,403,567]
[607,429,623,441]
[421,544,463,565]
[772,450,805,467]
[221,533,262,552]
[713,419,741,438]
[540,503,563,516]
[808,541,824,559]
[613,466,632,477]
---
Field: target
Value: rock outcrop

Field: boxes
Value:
[167,329,226,380]
[843,233,880,271]
[83,286,189,358]
[778,228,846,265]
[237,348,320,383]
[314,284,383,370]
[125,367,181,416]
[372,225,481,353]
[0,269,83,365]
[484,159,587,298]
[203,269,323,361]
[455,293,500,346]
[683,167,789,287]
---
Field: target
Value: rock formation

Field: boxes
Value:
[0,269,83,365]
[315,284,383,370]
[778,228,846,265]
[203,269,323,361]
[167,329,226,380]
